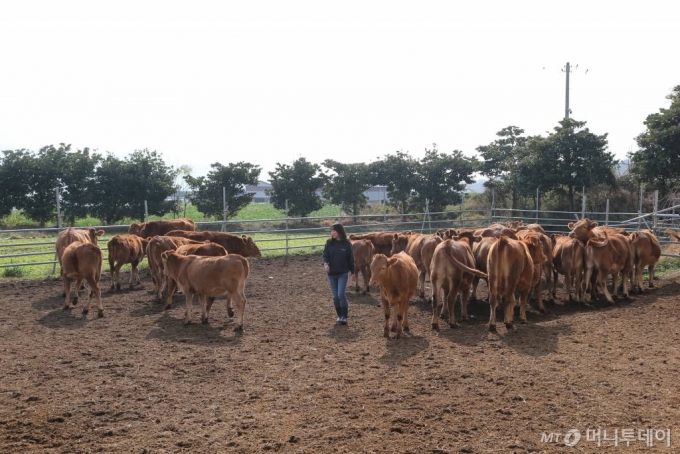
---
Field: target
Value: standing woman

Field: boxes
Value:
[322,223,355,325]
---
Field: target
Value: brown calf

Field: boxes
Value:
[369,252,418,339]
[390,233,443,300]
[162,252,250,330]
[550,234,586,303]
[165,230,261,257]
[630,230,661,292]
[129,218,196,238]
[61,242,103,317]
[107,235,148,291]
[351,239,374,294]
[430,238,488,330]
[146,236,204,302]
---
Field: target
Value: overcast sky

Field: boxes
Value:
[1,1,678,181]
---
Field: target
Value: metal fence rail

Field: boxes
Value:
[2,206,680,273]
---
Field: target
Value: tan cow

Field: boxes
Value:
[162,252,250,330]
[667,229,680,242]
[146,236,205,302]
[568,219,633,303]
[486,235,544,331]
[55,228,105,296]
[474,225,519,240]
[550,234,586,303]
[129,218,196,238]
[107,235,148,291]
[351,239,374,294]
[506,220,546,234]
[429,237,488,330]
[369,252,418,339]
[390,233,443,300]
[163,241,229,309]
[516,229,553,305]
[60,242,103,317]
[629,230,661,292]
[165,230,261,257]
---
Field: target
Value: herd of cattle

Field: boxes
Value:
[53,217,680,338]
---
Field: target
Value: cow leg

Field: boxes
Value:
[200,295,211,324]
[599,271,615,304]
[164,277,176,309]
[488,291,499,332]
[534,279,545,313]
[183,289,195,324]
[354,271,359,292]
[401,299,410,333]
[504,292,516,330]
[233,289,246,332]
[518,290,530,324]
[431,278,441,330]
[381,296,391,338]
[471,276,480,302]
[395,306,404,339]
[363,267,371,295]
[648,264,656,288]
[109,261,117,291]
[63,278,72,310]
[447,284,458,328]
[418,268,426,299]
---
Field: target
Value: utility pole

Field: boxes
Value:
[564,61,570,119]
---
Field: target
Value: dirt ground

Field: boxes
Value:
[1,253,679,453]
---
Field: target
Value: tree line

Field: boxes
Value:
[1,86,678,227]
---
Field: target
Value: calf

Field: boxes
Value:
[348,231,412,256]
[471,237,497,301]
[630,230,661,292]
[516,229,553,306]
[486,235,544,331]
[146,236,205,302]
[55,227,104,296]
[129,218,196,238]
[107,235,148,291]
[430,238,488,330]
[369,252,418,339]
[351,239,374,294]
[550,234,585,303]
[162,252,250,330]
[61,242,103,317]
[165,230,261,257]
[390,233,443,300]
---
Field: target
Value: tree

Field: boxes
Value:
[371,151,418,215]
[413,145,479,214]
[125,149,178,222]
[630,85,680,195]
[267,158,327,218]
[185,162,261,219]
[22,145,70,227]
[171,165,193,218]
[477,126,530,209]
[61,148,102,226]
[0,149,33,217]
[321,160,372,218]
[524,118,616,211]
[90,153,131,225]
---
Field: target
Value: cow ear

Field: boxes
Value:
[97,230,105,236]
[567,222,575,230]
[590,221,599,228]
[393,233,399,240]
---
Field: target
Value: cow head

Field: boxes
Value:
[369,254,389,285]
[87,228,105,244]
[522,234,545,264]
[241,235,262,258]
[568,218,598,241]
[390,234,409,256]
[128,223,144,236]
[506,220,524,230]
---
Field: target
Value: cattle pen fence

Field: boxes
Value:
[2,201,680,278]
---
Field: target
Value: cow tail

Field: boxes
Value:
[108,237,120,268]
[445,242,488,278]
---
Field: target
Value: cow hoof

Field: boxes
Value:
[82,308,89,316]
[71,296,78,305]
[449,322,459,329]
[183,319,192,325]
[432,323,439,330]
[116,283,121,291]
[520,319,528,325]
[234,325,243,333]
[383,329,390,338]
[201,318,209,324]
[164,304,172,311]
[61,292,66,298]
[403,326,410,332]
[63,305,71,311]
[488,324,497,332]
[97,310,104,318]
[505,322,516,330]
[390,325,397,333]
[539,308,546,314]
[649,283,655,288]
[227,309,234,318]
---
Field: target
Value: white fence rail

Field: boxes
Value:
[2,205,680,274]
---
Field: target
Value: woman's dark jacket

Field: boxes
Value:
[322,239,355,276]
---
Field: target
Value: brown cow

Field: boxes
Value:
[61,242,103,317]
[550,234,586,303]
[369,252,418,339]
[55,228,105,296]
[146,236,205,302]
[430,237,488,330]
[390,233,443,300]
[162,252,250,330]
[630,230,661,292]
[351,239,374,294]
[348,231,413,256]
[129,218,196,238]
[164,241,229,309]
[568,219,633,303]
[165,230,261,257]
[506,220,547,234]
[516,229,553,306]
[667,229,680,242]
[107,235,148,291]
[486,235,544,331]
[474,226,519,240]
